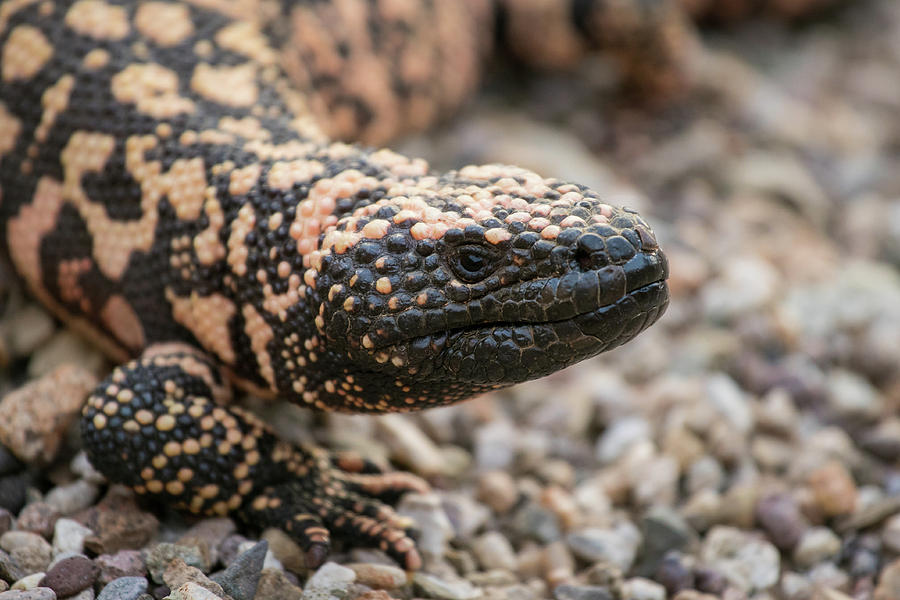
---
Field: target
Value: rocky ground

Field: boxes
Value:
[1,1,899,599]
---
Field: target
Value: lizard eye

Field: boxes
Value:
[452,245,495,282]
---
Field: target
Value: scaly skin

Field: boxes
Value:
[0,0,671,568]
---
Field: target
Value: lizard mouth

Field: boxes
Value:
[388,249,669,383]
[436,278,669,383]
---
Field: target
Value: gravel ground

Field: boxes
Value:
[1,2,899,600]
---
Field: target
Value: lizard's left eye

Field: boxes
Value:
[452,245,495,282]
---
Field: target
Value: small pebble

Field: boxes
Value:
[261,529,303,573]
[10,573,43,591]
[145,543,209,583]
[476,471,518,514]
[94,550,145,585]
[345,563,406,590]
[162,558,225,599]
[413,571,483,600]
[792,527,842,568]
[808,461,858,517]
[0,588,55,600]
[566,522,641,572]
[168,582,224,600]
[254,568,303,600]
[553,584,614,600]
[15,504,58,539]
[52,518,93,556]
[0,510,12,538]
[0,366,97,463]
[882,513,900,553]
[39,555,98,597]
[210,540,267,600]
[0,532,52,574]
[621,577,666,600]
[303,562,356,600]
[755,493,807,550]
[699,526,780,593]
[44,480,99,516]
[0,476,28,514]
[396,493,453,561]
[471,532,517,572]
[873,557,900,600]
[638,506,695,574]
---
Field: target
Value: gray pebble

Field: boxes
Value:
[595,417,649,464]
[0,511,11,538]
[552,584,614,600]
[301,562,355,600]
[167,582,224,600]
[471,532,517,572]
[441,493,490,540]
[638,506,695,574]
[94,550,145,585]
[566,523,641,572]
[144,544,208,584]
[699,526,779,593]
[0,589,55,600]
[96,577,148,600]
[621,578,665,600]
[0,549,26,583]
[511,503,561,544]
[0,532,52,574]
[210,540,266,600]
[15,504,58,540]
[792,527,842,568]
[51,519,93,557]
[44,481,99,517]
[396,493,453,561]
[0,449,21,478]
[755,493,807,550]
[883,513,900,553]
[0,475,28,514]
[412,571,481,600]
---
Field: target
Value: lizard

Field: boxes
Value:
[0,0,673,570]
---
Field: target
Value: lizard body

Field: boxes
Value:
[0,0,671,568]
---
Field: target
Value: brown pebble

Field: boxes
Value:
[0,365,98,463]
[39,555,98,597]
[162,557,225,598]
[809,461,858,517]
[16,503,59,539]
[78,485,159,554]
[345,563,407,589]
[477,471,518,514]
[543,540,574,587]
[254,568,303,600]
[355,591,396,600]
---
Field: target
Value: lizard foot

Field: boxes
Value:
[81,343,428,569]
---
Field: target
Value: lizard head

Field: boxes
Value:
[301,163,669,412]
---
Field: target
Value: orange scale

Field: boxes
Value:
[559,215,586,227]
[528,217,551,230]
[393,209,417,223]
[541,225,561,239]
[410,222,433,240]
[505,212,531,223]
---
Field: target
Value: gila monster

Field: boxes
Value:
[0,0,673,569]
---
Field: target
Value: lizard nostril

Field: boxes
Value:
[574,246,594,270]
[574,233,605,270]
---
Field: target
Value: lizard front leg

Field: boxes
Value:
[80,343,427,569]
